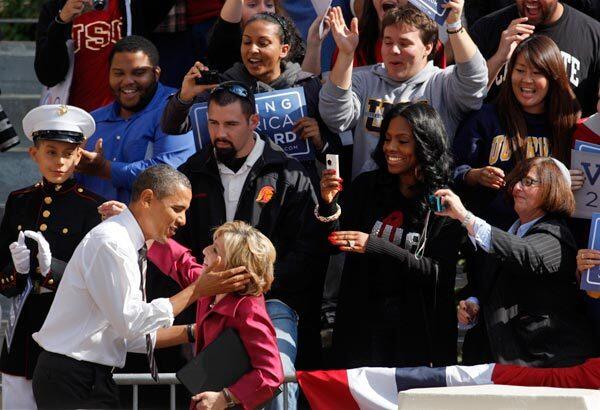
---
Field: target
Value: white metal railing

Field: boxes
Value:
[113,373,298,410]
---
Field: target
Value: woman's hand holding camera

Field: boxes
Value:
[59,0,91,23]
[180,62,218,103]
[433,189,469,221]
[320,169,343,204]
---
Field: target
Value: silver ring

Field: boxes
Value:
[348,240,355,249]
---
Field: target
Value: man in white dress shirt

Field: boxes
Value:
[30,164,250,409]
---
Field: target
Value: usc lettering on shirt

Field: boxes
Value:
[371,210,421,253]
[365,98,394,133]
[488,135,550,165]
[72,18,122,53]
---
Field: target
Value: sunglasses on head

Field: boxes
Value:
[211,83,253,102]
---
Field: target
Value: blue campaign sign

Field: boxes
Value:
[408,0,450,25]
[189,87,314,161]
[583,213,600,292]
[575,139,600,153]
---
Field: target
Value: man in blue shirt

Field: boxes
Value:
[76,35,195,203]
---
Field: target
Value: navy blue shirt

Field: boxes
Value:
[452,104,551,230]
[77,83,196,203]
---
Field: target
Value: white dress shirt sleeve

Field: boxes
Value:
[126,331,157,353]
[467,216,492,252]
[84,241,174,341]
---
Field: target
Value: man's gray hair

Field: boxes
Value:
[131,164,191,201]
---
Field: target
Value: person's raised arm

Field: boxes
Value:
[35,0,90,86]
[220,0,244,23]
[161,62,217,135]
[484,17,534,86]
[443,0,478,64]
[301,14,331,75]
[328,7,358,90]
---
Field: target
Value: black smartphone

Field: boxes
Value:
[195,70,220,85]
[427,194,445,212]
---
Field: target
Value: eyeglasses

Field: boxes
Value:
[519,176,541,187]
[210,83,252,102]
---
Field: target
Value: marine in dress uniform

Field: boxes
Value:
[0,105,104,409]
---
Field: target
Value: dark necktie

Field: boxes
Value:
[138,244,159,382]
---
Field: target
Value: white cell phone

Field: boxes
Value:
[326,154,340,177]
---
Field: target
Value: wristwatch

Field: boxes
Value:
[222,388,236,408]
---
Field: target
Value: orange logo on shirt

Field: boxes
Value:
[256,186,275,204]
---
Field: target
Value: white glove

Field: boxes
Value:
[9,231,30,274]
[24,230,52,277]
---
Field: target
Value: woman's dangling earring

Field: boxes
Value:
[414,165,423,181]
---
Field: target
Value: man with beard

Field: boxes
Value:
[469,0,600,116]
[171,81,325,408]
[76,35,195,203]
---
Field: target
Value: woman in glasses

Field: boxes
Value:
[316,102,463,369]
[452,35,581,231]
[436,157,598,367]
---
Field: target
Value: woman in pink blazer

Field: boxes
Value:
[149,221,284,410]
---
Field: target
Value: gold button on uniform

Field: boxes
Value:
[62,228,69,234]
[40,224,47,232]
[44,197,52,205]
[48,279,54,285]
[77,188,84,193]
[42,210,50,218]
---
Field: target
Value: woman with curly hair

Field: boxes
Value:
[163,12,341,184]
[316,102,462,368]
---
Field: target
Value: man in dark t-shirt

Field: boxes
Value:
[469,1,600,116]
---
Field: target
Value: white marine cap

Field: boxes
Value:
[22,104,95,143]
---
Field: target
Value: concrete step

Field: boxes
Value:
[0,151,39,212]
[0,41,41,95]
[0,41,41,151]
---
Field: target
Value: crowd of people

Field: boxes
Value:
[1,0,600,409]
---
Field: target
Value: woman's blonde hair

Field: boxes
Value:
[213,221,276,296]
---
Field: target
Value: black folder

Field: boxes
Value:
[176,328,251,394]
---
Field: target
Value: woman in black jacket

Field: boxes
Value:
[316,102,462,368]
[437,157,598,367]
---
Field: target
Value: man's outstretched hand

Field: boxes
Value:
[194,261,251,297]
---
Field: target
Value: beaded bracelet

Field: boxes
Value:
[314,203,341,223]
